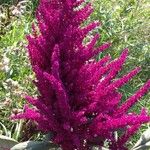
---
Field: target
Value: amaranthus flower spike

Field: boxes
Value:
[12,0,150,149]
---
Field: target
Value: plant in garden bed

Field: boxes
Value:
[1,0,150,150]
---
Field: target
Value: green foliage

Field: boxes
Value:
[0,0,37,141]
[91,0,150,80]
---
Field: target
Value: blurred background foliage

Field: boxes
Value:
[0,0,149,148]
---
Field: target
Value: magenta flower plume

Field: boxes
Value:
[12,0,150,149]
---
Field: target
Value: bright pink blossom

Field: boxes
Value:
[12,0,150,149]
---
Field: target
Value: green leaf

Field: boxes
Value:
[0,122,8,136]
[11,141,59,150]
[132,128,150,150]
[0,135,18,149]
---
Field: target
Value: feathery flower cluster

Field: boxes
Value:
[12,0,150,149]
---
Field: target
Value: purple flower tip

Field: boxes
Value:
[13,0,150,150]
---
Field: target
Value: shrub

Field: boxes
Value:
[11,0,150,149]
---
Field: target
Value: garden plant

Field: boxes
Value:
[0,0,150,150]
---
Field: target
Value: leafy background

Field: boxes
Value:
[0,0,150,148]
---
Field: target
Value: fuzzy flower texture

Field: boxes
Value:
[12,0,150,149]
